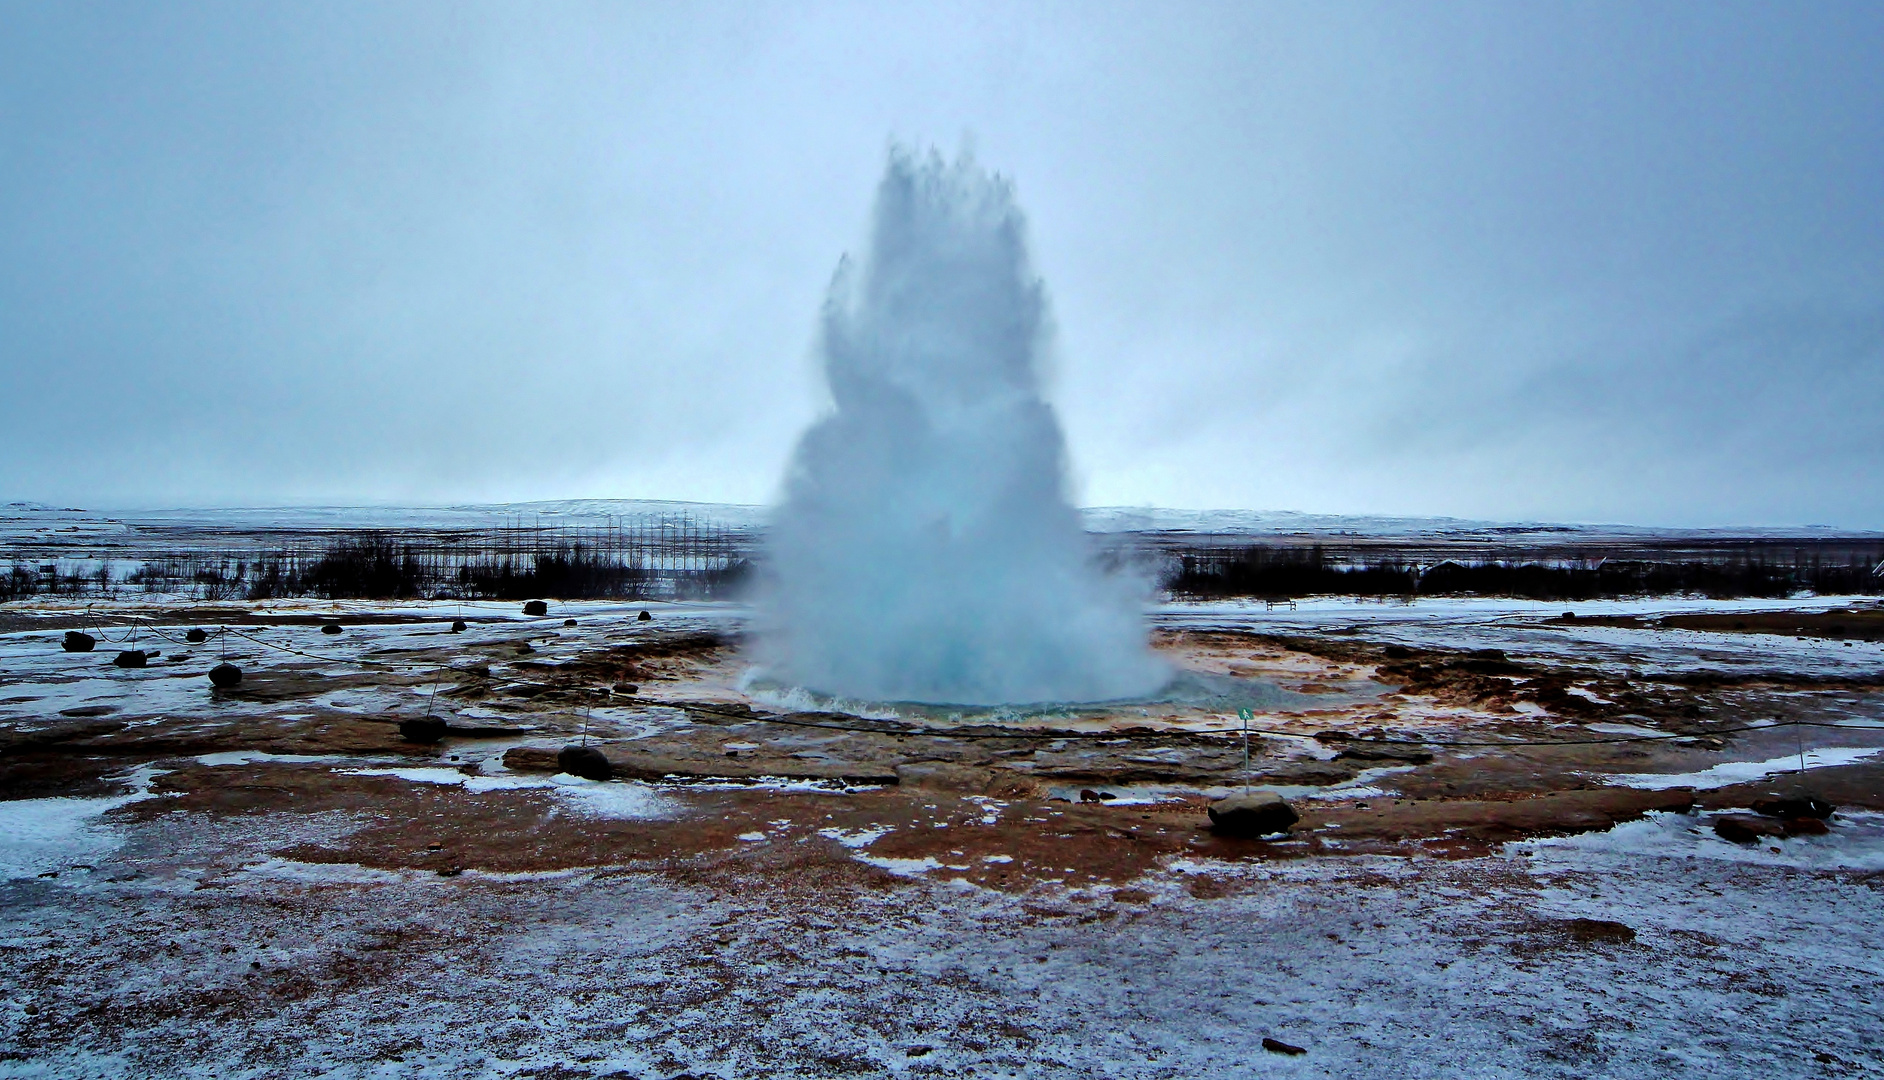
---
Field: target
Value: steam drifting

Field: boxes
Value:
[764,149,1167,705]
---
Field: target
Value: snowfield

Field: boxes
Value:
[1,594,1880,1077]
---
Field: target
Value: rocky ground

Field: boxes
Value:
[2,595,1881,1078]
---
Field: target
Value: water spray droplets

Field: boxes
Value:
[764,148,1166,706]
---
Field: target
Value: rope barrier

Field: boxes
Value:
[83,604,142,645]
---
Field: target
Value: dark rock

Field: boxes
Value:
[1208,791,1299,838]
[1561,918,1635,945]
[523,600,548,616]
[1381,645,1412,659]
[400,716,449,744]
[1783,816,1830,836]
[1752,795,1834,820]
[558,745,612,781]
[320,623,343,635]
[638,609,652,621]
[611,683,639,695]
[1312,730,1353,742]
[185,628,209,643]
[564,618,578,627]
[436,866,463,878]
[1562,611,1576,621]
[450,619,467,633]
[1714,815,1786,844]
[62,631,96,652]
[208,663,242,688]
[112,650,147,668]
[1079,788,1104,804]
[502,746,564,773]
[1262,1038,1306,1056]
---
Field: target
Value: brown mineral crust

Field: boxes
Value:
[1552,606,1884,642]
[1698,762,1884,812]
[1295,787,1697,847]
[15,712,418,760]
[1509,915,1640,957]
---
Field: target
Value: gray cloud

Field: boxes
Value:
[2,1,1880,526]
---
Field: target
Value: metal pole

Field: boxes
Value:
[1242,710,1250,793]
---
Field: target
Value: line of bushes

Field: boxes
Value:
[3,534,752,602]
[1164,544,1884,601]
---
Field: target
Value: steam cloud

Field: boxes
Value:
[763,149,1168,705]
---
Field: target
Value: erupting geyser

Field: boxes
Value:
[764,149,1167,706]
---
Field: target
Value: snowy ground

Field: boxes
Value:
[2,797,1879,1078]
[3,595,1882,1077]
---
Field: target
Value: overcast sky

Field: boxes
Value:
[2,1,1881,527]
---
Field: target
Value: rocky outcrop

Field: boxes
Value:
[1208,791,1299,838]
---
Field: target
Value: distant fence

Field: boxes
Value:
[1,512,754,603]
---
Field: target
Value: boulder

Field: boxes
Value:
[1752,795,1834,820]
[522,600,548,617]
[1783,816,1830,836]
[185,628,209,643]
[62,631,96,652]
[112,650,147,668]
[563,618,578,627]
[1262,1038,1307,1056]
[558,745,612,781]
[399,716,449,744]
[502,746,563,773]
[208,663,242,688]
[638,610,652,621]
[611,683,639,696]
[320,623,343,635]
[1714,815,1786,844]
[1208,791,1299,838]
[450,618,467,633]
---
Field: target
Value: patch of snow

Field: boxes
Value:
[1513,809,1884,872]
[855,854,945,877]
[818,826,892,849]
[0,765,167,881]
[1585,722,1669,739]
[334,766,673,819]
[1604,747,1884,790]
[240,857,408,885]
[196,751,364,767]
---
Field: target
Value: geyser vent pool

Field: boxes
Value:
[763,148,1168,706]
